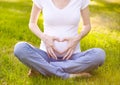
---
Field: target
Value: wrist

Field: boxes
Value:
[40,33,46,41]
[75,35,81,41]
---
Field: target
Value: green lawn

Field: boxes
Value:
[0,0,120,85]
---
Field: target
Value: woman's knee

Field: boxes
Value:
[14,42,28,58]
[92,48,106,65]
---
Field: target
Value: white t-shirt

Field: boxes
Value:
[32,0,90,57]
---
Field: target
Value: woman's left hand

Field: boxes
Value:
[61,36,80,60]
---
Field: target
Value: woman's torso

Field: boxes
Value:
[32,0,90,57]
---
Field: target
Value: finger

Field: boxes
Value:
[63,49,71,60]
[66,50,74,60]
[61,37,68,42]
[48,47,57,59]
[47,48,55,59]
[47,49,51,58]
[50,48,57,59]
[49,50,54,59]
[53,37,60,42]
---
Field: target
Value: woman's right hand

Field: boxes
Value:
[41,34,60,59]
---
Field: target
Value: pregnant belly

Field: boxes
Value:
[54,41,68,57]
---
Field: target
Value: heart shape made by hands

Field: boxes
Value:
[53,40,68,56]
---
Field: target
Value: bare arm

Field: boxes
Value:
[62,6,91,60]
[29,4,60,59]
[29,3,44,40]
[76,6,91,41]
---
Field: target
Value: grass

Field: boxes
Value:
[0,0,120,85]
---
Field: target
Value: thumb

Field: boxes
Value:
[61,37,69,42]
[53,36,61,41]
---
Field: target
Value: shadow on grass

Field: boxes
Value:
[90,0,120,13]
[28,70,101,84]
[89,0,120,31]
[0,1,32,13]
[0,0,43,45]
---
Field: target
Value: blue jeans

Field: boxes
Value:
[14,42,106,79]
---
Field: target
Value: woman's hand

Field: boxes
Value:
[61,6,91,60]
[61,36,80,60]
[41,34,60,59]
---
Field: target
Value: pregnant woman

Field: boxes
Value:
[14,0,106,79]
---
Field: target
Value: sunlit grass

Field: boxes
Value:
[90,1,105,7]
[105,0,120,3]
[0,0,120,85]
